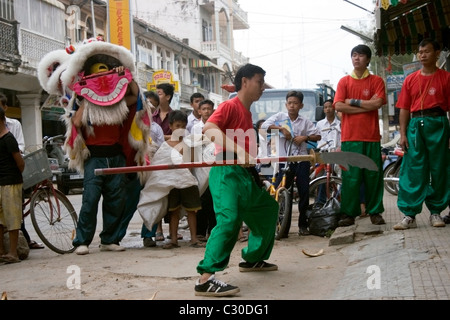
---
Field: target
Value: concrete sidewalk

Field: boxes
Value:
[329,193,450,300]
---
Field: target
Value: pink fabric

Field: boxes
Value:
[72,69,132,106]
[67,124,78,149]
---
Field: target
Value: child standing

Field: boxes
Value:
[0,107,25,263]
[192,100,216,242]
[138,110,205,249]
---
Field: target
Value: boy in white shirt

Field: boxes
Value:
[192,99,214,136]
[261,90,321,236]
[191,100,216,241]
[186,93,205,133]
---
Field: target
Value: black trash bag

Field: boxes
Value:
[306,197,341,237]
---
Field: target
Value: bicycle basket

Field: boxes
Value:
[22,148,53,190]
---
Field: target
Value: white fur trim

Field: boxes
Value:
[61,41,136,89]
[37,50,71,95]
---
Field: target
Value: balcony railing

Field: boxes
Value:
[20,29,64,69]
[231,0,249,29]
[0,18,21,68]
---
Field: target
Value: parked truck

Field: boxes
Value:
[228,83,335,125]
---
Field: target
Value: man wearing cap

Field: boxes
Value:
[333,44,387,227]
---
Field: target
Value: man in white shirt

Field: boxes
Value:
[315,99,341,151]
[186,92,204,133]
[0,94,24,153]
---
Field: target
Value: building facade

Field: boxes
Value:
[0,0,249,150]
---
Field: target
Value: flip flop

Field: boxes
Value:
[155,232,165,241]
[190,242,206,248]
[196,235,208,242]
[239,235,248,243]
[162,242,180,249]
[166,233,183,240]
[0,255,21,264]
[28,241,45,249]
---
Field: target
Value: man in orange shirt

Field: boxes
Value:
[393,38,450,230]
[334,44,386,227]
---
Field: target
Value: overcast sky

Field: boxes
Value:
[233,0,376,89]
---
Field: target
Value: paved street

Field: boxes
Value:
[1,188,449,302]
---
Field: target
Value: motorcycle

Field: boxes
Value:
[381,134,403,195]
[43,135,84,195]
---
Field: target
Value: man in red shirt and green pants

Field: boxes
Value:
[393,38,450,230]
[194,64,279,297]
[334,44,387,227]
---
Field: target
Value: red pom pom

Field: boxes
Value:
[66,45,75,54]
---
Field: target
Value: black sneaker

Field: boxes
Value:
[194,275,240,297]
[239,261,278,272]
[298,226,310,236]
[338,215,355,227]
[370,214,386,225]
[443,215,450,224]
[143,237,156,247]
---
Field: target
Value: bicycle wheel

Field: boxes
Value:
[30,187,78,254]
[383,161,401,196]
[275,187,292,240]
[309,176,342,206]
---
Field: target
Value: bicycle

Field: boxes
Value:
[308,140,343,207]
[263,141,297,241]
[22,137,78,254]
[264,161,294,240]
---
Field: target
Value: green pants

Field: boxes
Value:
[197,166,278,275]
[341,141,384,217]
[398,116,449,216]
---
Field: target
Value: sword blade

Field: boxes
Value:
[319,151,378,171]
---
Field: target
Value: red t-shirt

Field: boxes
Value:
[84,124,121,146]
[334,74,386,142]
[396,69,450,112]
[206,96,257,157]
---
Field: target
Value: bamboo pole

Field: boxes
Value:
[94,153,319,176]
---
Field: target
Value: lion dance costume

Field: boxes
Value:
[38,38,154,249]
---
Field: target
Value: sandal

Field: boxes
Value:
[0,254,21,264]
[167,233,183,240]
[155,232,165,241]
[162,242,180,249]
[238,235,248,242]
[28,241,44,249]
[190,242,206,248]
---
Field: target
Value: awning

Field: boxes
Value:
[41,94,66,121]
[374,0,450,56]
[190,59,224,72]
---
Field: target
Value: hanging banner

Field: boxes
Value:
[108,0,132,50]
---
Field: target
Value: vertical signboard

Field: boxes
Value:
[108,0,132,50]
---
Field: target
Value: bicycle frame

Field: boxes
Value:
[265,143,295,200]
[23,179,62,224]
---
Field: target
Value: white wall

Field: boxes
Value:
[134,0,203,51]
